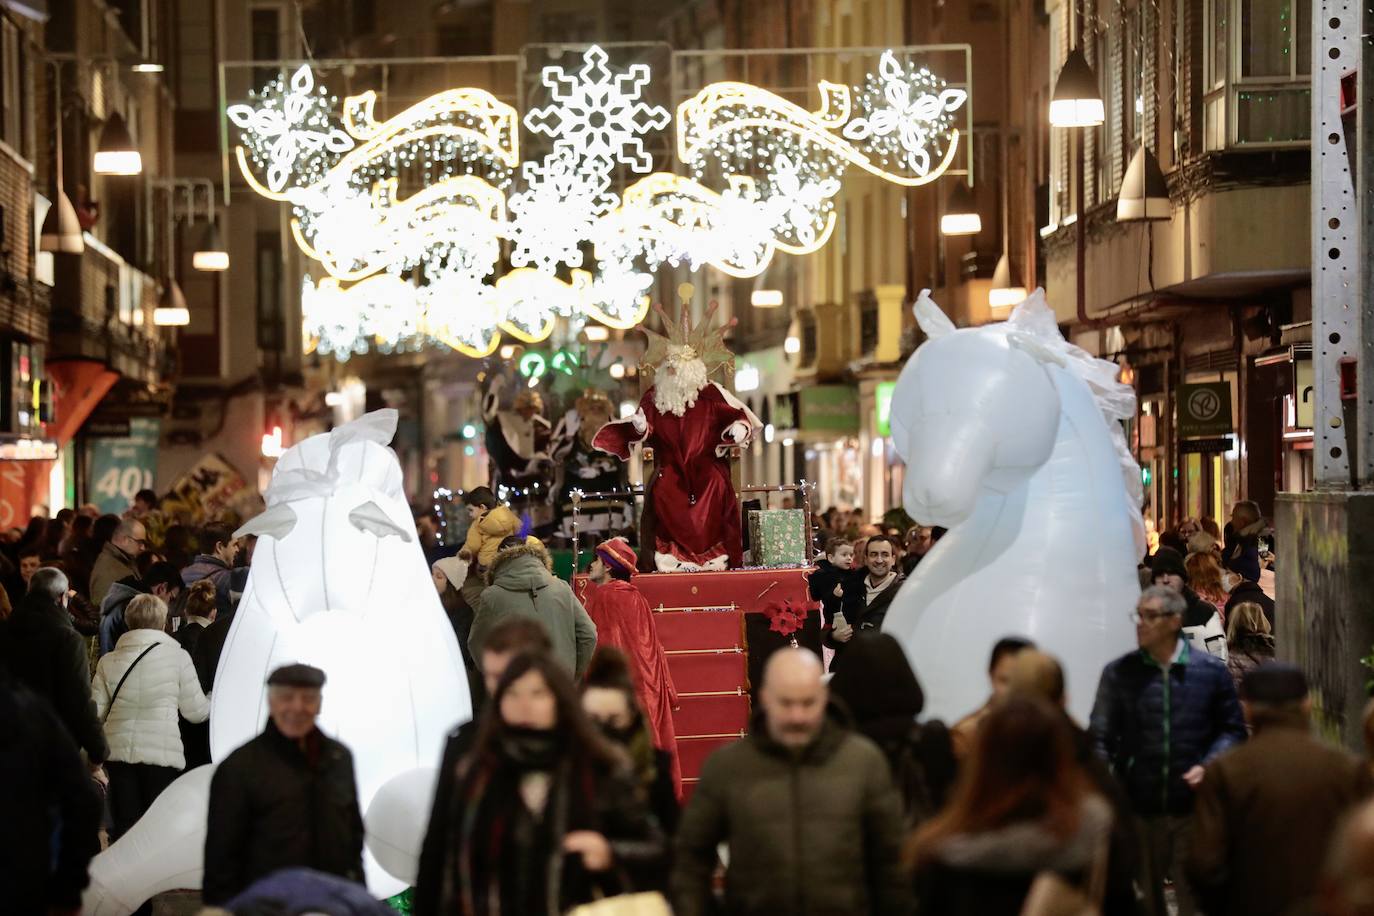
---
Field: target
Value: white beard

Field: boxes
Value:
[653,359,709,417]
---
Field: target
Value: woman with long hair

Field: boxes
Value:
[1226,601,1276,690]
[1185,550,1229,616]
[907,694,1112,914]
[431,652,663,914]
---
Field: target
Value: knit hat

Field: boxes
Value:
[1150,546,1188,582]
[595,537,637,578]
[1241,663,1308,704]
[432,555,469,591]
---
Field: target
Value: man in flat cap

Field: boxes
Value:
[203,663,365,904]
[1187,663,1373,916]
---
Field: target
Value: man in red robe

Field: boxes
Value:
[593,307,761,570]
[584,537,680,788]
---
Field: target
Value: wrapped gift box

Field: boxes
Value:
[748,509,808,567]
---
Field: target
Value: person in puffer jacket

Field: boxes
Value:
[1090,584,1245,916]
[92,593,210,841]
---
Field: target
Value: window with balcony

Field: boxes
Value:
[1206,0,1311,147]
[0,18,22,153]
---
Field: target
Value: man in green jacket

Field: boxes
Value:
[469,538,597,678]
[672,648,914,916]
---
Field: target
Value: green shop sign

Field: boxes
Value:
[1178,381,1233,438]
[875,381,896,436]
[799,385,860,434]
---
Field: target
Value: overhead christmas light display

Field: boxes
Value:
[228,47,969,360]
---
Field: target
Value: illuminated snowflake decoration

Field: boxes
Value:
[229,46,969,360]
[508,149,616,271]
[227,67,354,194]
[842,51,967,177]
[524,46,670,172]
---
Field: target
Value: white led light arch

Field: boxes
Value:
[226,45,970,360]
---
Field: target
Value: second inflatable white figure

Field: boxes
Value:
[883,290,1143,724]
[83,409,472,913]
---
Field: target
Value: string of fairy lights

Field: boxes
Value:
[227,46,970,361]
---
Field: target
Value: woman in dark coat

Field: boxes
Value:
[427,651,664,915]
[829,631,956,825]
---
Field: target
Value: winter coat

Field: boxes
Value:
[1226,634,1276,691]
[203,720,365,904]
[0,592,108,762]
[671,709,914,916]
[226,867,396,916]
[0,671,103,912]
[191,608,234,693]
[808,558,850,627]
[1187,719,1374,916]
[90,542,138,607]
[1223,521,1264,584]
[181,554,237,617]
[829,631,957,824]
[470,544,597,677]
[1089,640,1246,816]
[430,739,665,915]
[414,720,480,916]
[840,567,905,630]
[913,795,1114,915]
[92,629,210,770]
[98,579,145,656]
[463,504,522,568]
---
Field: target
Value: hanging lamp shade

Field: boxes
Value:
[1117,145,1171,222]
[1049,49,1105,127]
[93,112,142,175]
[154,278,189,326]
[988,253,1028,313]
[940,181,982,236]
[192,220,229,271]
[40,190,85,254]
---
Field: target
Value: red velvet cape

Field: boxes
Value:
[583,579,681,788]
[593,384,751,567]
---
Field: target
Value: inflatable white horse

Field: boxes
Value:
[83,409,472,913]
[884,290,1143,724]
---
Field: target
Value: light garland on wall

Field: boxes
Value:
[229,47,968,360]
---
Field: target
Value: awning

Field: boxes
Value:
[48,359,120,447]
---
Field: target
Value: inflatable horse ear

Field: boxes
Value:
[913,289,956,339]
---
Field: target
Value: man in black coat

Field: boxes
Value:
[203,663,365,904]
[827,535,905,653]
[0,568,109,771]
[0,668,103,914]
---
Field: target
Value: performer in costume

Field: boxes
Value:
[482,377,553,527]
[550,389,629,538]
[584,537,680,791]
[594,300,762,571]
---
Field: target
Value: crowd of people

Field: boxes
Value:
[7,487,1374,916]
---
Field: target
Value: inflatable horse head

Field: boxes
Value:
[883,291,1143,722]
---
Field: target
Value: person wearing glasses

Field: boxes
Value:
[1089,585,1245,916]
[90,518,148,607]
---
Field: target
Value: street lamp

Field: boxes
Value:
[940,181,981,236]
[154,278,189,326]
[1049,49,1104,128]
[989,253,1028,313]
[40,62,83,254]
[1117,145,1171,222]
[192,219,230,271]
[94,112,142,175]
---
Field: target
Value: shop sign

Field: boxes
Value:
[1180,436,1234,454]
[875,381,896,436]
[1294,359,1314,429]
[799,385,860,435]
[161,452,256,524]
[1178,382,1233,438]
[87,418,160,515]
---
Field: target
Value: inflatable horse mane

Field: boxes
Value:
[83,409,472,913]
[883,290,1143,724]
